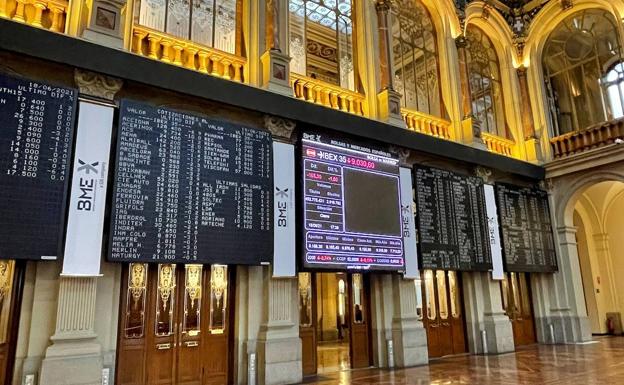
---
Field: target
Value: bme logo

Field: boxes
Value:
[76,159,99,211]
[276,187,290,227]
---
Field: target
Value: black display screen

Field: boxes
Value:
[495,183,558,273]
[302,132,404,271]
[0,73,76,260]
[414,166,492,271]
[108,100,273,264]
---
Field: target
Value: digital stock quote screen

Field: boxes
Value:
[302,132,404,271]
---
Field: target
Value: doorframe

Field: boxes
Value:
[3,260,26,385]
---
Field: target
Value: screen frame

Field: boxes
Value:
[298,130,405,273]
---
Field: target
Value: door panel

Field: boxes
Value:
[0,260,23,385]
[298,273,316,375]
[502,272,536,347]
[349,274,370,369]
[422,270,467,358]
[117,263,232,385]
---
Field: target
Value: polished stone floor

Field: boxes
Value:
[317,341,350,374]
[301,336,624,384]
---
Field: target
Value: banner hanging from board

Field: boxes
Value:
[272,142,296,277]
[62,101,114,276]
[484,184,504,280]
[400,167,419,279]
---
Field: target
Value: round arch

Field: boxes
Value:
[523,0,624,158]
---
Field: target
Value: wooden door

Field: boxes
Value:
[501,272,536,347]
[116,263,232,385]
[422,270,467,358]
[298,273,317,376]
[348,273,371,369]
[0,260,24,385]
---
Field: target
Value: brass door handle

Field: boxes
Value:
[156,343,171,350]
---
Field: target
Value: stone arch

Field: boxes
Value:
[462,3,525,157]
[523,0,624,158]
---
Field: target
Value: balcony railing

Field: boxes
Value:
[550,119,624,159]
[481,132,515,157]
[401,108,452,140]
[290,73,366,116]
[131,25,246,83]
[1,0,67,33]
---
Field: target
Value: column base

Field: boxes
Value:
[524,137,543,163]
[535,315,592,344]
[256,334,302,385]
[391,317,428,367]
[466,313,514,354]
[39,340,102,385]
[377,88,406,128]
[261,49,292,97]
[461,117,488,151]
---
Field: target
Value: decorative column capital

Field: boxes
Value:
[264,115,296,141]
[455,35,467,49]
[389,146,411,166]
[74,69,122,101]
[375,0,391,13]
[475,166,492,184]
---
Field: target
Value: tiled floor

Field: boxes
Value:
[301,336,624,384]
[317,341,350,374]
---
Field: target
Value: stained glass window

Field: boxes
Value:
[288,0,356,90]
[137,0,238,54]
[390,0,441,117]
[543,10,624,134]
[209,265,228,333]
[465,26,507,138]
[125,263,148,338]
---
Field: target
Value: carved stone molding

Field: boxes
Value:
[74,69,123,101]
[475,166,492,183]
[539,178,554,192]
[264,115,296,141]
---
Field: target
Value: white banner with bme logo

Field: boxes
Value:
[484,184,504,280]
[400,167,419,279]
[272,141,296,277]
[62,101,114,276]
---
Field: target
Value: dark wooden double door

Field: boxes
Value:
[299,273,372,375]
[501,272,536,346]
[116,263,232,385]
[0,260,24,385]
[421,270,467,358]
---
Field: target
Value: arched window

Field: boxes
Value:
[543,9,624,135]
[288,0,356,90]
[465,26,507,138]
[136,0,239,54]
[390,0,442,117]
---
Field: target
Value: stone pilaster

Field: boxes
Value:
[256,267,302,385]
[80,0,125,48]
[261,0,292,96]
[39,277,102,385]
[462,272,514,354]
[375,0,405,127]
[533,226,591,344]
[391,275,427,367]
[517,66,542,163]
[455,36,486,150]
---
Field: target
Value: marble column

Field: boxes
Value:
[391,275,428,367]
[261,0,292,95]
[462,272,515,354]
[256,267,302,385]
[375,0,404,127]
[455,36,486,149]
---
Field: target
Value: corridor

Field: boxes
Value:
[301,336,624,384]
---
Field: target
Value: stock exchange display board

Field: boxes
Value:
[495,183,558,272]
[108,100,273,264]
[302,132,404,271]
[414,166,492,271]
[0,73,76,260]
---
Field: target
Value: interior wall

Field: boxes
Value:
[573,211,603,333]
[605,191,624,325]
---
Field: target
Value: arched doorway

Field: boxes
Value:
[571,181,624,334]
